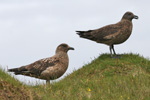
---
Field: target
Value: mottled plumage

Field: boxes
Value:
[76,11,138,58]
[8,43,74,84]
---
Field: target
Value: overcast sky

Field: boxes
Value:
[0,0,149,85]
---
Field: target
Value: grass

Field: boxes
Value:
[0,53,150,100]
[0,67,40,100]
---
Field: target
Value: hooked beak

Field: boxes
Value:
[68,47,75,50]
[134,15,139,19]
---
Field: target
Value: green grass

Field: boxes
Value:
[0,53,150,100]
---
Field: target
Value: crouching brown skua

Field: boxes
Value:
[8,43,74,85]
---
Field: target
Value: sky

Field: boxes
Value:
[0,0,150,85]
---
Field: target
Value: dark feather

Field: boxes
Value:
[76,24,122,42]
[8,57,59,77]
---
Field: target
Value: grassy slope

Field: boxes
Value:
[0,68,40,100]
[0,53,150,100]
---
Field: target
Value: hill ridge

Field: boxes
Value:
[0,53,150,100]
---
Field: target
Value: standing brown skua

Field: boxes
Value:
[76,11,138,58]
[8,43,74,85]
